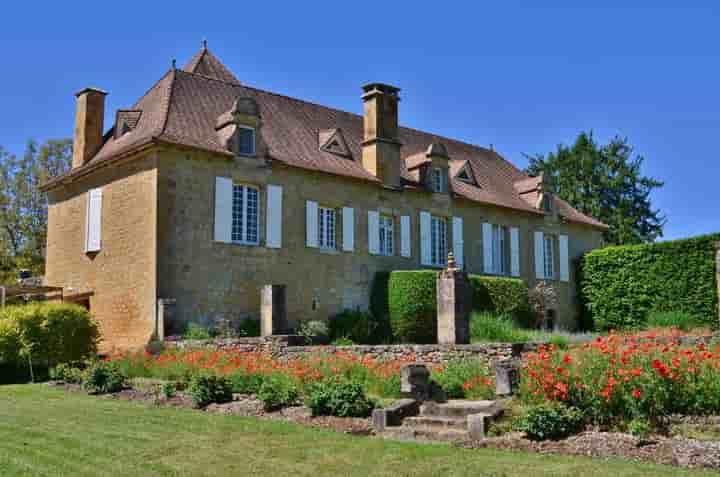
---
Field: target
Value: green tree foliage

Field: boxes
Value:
[0,139,72,282]
[525,132,665,245]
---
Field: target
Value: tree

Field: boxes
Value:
[0,139,72,283]
[525,132,665,245]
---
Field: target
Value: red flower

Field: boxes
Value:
[632,389,641,399]
[562,354,572,365]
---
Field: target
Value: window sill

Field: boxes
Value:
[318,247,339,254]
[213,240,261,248]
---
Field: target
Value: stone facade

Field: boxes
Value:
[716,242,720,323]
[155,147,603,337]
[45,154,159,351]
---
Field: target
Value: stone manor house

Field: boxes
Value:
[42,45,607,350]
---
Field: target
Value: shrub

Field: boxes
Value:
[373,271,532,343]
[161,382,177,399]
[83,361,126,394]
[470,312,532,343]
[228,371,265,395]
[516,403,584,441]
[238,319,261,337]
[331,337,355,346]
[0,303,99,367]
[298,320,329,344]
[581,233,720,330]
[329,310,384,344]
[186,374,233,407]
[305,378,375,417]
[627,418,652,438]
[431,360,495,399]
[387,271,437,343]
[646,311,704,331]
[470,276,532,324]
[257,373,299,411]
[183,323,212,340]
[50,363,84,384]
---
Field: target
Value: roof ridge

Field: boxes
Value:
[130,68,174,111]
[157,68,177,138]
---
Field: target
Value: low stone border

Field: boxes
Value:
[165,336,543,366]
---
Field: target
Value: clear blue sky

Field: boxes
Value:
[2,1,718,240]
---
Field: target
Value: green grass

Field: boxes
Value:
[469,312,597,345]
[646,311,706,331]
[0,385,718,476]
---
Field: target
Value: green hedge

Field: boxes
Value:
[581,233,720,330]
[370,270,531,343]
[0,303,100,368]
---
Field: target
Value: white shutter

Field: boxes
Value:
[342,207,354,252]
[420,211,432,265]
[452,217,464,269]
[266,185,283,248]
[85,188,102,252]
[482,222,493,274]
[214,177,232,243]
[368,210,380,255]
[400,215,411,258]
[559,234,570,282]
[306,200,318,247]
[510,227,520,277]
[534,231,545,279]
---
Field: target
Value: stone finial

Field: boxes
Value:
[446,252,457,271]
[202,38,208,50]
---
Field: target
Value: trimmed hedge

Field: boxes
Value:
[371,270,531,343]
[581,233,720,330]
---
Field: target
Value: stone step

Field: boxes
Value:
[403,415,467,430]
[420,400,503,419]
[380,425,470,443]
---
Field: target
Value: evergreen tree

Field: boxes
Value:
[526,132,664,245]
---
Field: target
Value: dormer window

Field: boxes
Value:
[238,126,256,156]
[432,168,446,193]
[541,193,552,213]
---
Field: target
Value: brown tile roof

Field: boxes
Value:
[48,48,607,230]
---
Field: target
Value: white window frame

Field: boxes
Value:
[430,215,447,266]
[232,184,260,245]
[379,215,394,256]
[432,168,445,193]
[237,125,256,156]
[544,235,555,279]
[318,206,337,250]
[492,224,508,275]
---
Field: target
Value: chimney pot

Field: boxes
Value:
[72,88,108,169]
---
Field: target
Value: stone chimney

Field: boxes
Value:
[361,83,402,189]
[72,88,108,169]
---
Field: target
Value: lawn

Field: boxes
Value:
[0,385,718,477]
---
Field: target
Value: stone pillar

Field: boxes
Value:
[156,298,175,341]
[436,252,472,344]
[715,242,720,324]
[261,284,287,337]
[494,359,520,397]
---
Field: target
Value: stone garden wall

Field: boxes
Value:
[165,335,542,366]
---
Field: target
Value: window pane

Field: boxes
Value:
[379,216,393,256]
[246,187,258,243]
[232,185,244,242]
[239,128,255,155]
[319,207,335,249]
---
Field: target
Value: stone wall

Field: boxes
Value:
[166,336,543,366]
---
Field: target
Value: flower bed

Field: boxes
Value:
[108,348,495,402]
[520,330,720,426]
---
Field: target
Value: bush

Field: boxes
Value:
[646,311,704,331]
[0,303,99,367]
[331,337,355,346]
[431,360,495,399]
[83,361,126,394]
[186,374,233,407]
[581,233,720,330]
[305,378,375,417]
[627,418,652,438]
[228,372,265,395]
[183,323,212,340]
[238,319,261,337]
[516,403,585,441]
[257,373,299,411]
[470,312,532,343]
[387,271,438,343]
[298,320,329,344]
[329,310,384,344]
[372,271,532,343]
[50,363,84,383]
